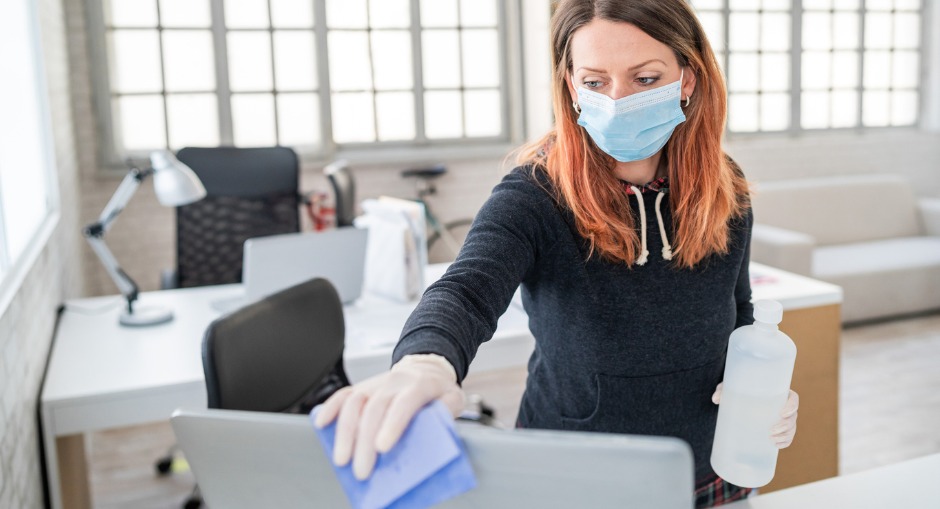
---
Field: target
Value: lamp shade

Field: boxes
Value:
[150,150,207,206]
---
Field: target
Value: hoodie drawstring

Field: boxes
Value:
[629,186,672,265]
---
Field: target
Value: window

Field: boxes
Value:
[91,0,511,163]
[0,0,60,312]
[691,0,925,133]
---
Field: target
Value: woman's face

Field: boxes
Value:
[566,18,696,104]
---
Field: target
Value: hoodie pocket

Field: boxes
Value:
[560,356,724,444]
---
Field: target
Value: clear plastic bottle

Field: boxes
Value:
[711,300,796,488]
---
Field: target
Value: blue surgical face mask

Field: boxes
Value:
[575,71,686,163]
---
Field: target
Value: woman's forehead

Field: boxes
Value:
[569,18,677,72]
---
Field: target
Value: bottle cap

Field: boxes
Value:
[754,300,783,325]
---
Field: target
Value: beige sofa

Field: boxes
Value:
[749,174,940,323]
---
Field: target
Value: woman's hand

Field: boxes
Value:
[712,383,799,449]
[313,354,465,480]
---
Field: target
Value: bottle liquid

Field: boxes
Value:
[711,300,796,488]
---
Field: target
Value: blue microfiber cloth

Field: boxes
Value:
[310,400,477,509]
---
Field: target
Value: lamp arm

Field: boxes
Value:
[85,235,139,309]
[95,167,153,233]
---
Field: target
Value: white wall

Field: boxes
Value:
[0,0,85,505]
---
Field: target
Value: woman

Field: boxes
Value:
[316,0,798,506]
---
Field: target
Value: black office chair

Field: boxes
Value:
[179,278,350,508]
[324,160,357,227]
[162,146,302,289]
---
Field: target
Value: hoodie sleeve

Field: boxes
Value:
[391,167,557,381]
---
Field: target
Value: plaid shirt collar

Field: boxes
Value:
[622,176,669,195]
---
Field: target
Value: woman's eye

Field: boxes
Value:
[637,77,659,86]
[583,80,602,88]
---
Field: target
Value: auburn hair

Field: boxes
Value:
[516,0,749,269]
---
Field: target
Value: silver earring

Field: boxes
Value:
[683,95,691,107]
[572,101,581,113]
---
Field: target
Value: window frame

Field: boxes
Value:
[692,0,931,136]
[86,0,523,173]
[0,0,62,315]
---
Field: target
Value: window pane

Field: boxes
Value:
[327,0,367,28]
[110,30,162,93]
[108,0,157,27]
[729,13,759,51]
[425,90,462,138]
[461,29,499,88]
[862,90,889,126]
[760,93,789,131]
[762,0,791,9]
[464,90,501,137]
[421,0,458,27]
[729,53,759,92]
[277,93,320,147]
[863,51,890,89]
[864,13,892,49]
[833,0,860,7]
[460,0,497,27]
[166,94,219,148]
[331,92,376,143]
[115,95,166,150]
[802,0,832,8]
[162,30,215,92]
[328,31,373,91]
[274,31,318,91]
[692,0,723,8]
[697,12,724,52]
[271,0,314,28]
[728,93,759,132]
[831,51,859,89]
[228,32,273,92]
[370,0,411,29]
[802,12,831,50]
[375,91,415,141]
[866,0,893,10]
[801,51,832,89]
[891,90,918,125]
[372,31,413,90]
[760,13,789,51]
[225,0,269,28]
[894,0,921,8]
[892,51,919,89]
[832,12,859,50]
[830,90,858,127]
[159,0,210,28]
[232,94,276,146]
[893,13,920,49]
[422,30,461,88]
[761,53,789,92]
[801,91,830,129]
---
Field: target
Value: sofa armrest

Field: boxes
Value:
[918,198,940,236]
[750,223,816,276]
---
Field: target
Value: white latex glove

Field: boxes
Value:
[712,382,799,449]
[313,353,465,480]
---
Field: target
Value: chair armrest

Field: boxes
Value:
[750,223,816,276]
[918,198,940,236]
[160,268,179,290]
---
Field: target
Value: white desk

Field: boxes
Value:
[40,262,840,509]
[724,453,940,508]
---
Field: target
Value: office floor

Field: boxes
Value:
[86,312,940,508]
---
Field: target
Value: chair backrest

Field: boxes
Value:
[202,278,349,413]
[175,146,301,288]
[325,160,356,227]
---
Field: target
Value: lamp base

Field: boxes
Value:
[120,306,174,326]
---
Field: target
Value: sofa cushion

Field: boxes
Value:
[752,174,921,246]
[814,237,940,322]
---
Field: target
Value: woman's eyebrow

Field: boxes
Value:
[629,59,667,71]
[575,66,607,73]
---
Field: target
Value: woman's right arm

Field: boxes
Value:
[313,168,555,479]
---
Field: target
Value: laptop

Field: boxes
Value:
[213,227,369,312]
[171,408,695,509]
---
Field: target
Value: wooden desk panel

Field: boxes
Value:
[764,303,841,492]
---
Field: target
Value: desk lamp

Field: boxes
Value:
[83,150,206,326]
